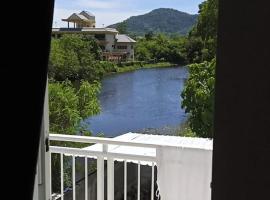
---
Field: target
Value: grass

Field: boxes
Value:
[116,62,178,73]
[176,121,197,137]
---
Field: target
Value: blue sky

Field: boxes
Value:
[53,0,204,28]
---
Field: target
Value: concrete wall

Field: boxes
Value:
[105,34,116,52]
[115,43,135,60]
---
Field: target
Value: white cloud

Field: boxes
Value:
[75,0,126,9]
[52,7,147,28]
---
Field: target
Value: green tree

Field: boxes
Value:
[48,34,104,82]
[167,36,187,64]
[116,21,128,34]
[180,0,218,138]
[145,31,154,40]
[49,80,101,134]
[181,58,216,138]
[135,39,152,61]
[49,80,101,192]
[135,34,187,64]
[184,0,218,63]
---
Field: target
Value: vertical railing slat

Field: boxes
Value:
[137,161,140,200]
[97,155,104,200]
[124,160,127,200]
[107,158,114,200]
[151,162,154,200]
[61,153,64,200]
[85,157,88,200]
[72,156,76,200]
[49,152,52,199]
[97,144,107,200]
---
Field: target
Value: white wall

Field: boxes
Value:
[157,147,212,200]
[105,34,116,52]
[115,43,135,60]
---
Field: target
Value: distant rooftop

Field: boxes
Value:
[80,11,95,18]
[52,27,118,34]
[116,34,136,43]
[63,11,95,22]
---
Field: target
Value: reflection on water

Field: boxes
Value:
[85,66,189,137]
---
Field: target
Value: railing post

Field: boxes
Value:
[107,157,114,200]
[60,153,64,200]
[97,144,107,200]
[72,156,76,200]
[151,162,154,200]
[124,160,127,200]
[49,152,52,199]
[85,157,88,200]
[137,161,140,200]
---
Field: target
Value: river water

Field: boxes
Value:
[85,66,189,137]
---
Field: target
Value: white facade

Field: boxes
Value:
[114,43,135,60]
[52,28,136,61]
[105,34,115,52]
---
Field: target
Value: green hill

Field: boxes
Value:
[108,8,198,36]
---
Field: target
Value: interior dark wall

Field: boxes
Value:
[212,0,270,199]
[1,0,54,199]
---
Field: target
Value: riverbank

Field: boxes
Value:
[117,62,177,73]
[139,121,196,138]
[103,62,178,76]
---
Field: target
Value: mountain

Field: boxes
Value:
[108,8,198,36]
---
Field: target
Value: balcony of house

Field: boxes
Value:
[112,49,128,53]
[49,132,213,200]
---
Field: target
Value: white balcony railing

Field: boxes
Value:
[49,134,159,200]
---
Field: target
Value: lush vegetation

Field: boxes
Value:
[108,8,198,36]
[116,21,128,34]
[48,34,119,82]
[135,34,187,65]
[49,80,101,135]
[116,61,176,73]
[181,0,218,138]
[184,0,218,63]
[181,59,215,138]
[48,34,105,192]
[48,34,108,135]
[49,81,99,192]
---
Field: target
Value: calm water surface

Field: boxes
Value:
[85,66,189,137]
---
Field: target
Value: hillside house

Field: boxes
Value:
[52,11,136,61]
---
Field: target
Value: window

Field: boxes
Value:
[95,34,105,40]
[117,45,127,49]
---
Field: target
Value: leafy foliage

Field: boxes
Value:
[48,34,105,82]
[116,21,128,34]
[184,0,218,63]
[180,0,218,138]
[181,58,216,138]
[49,80,101,192]
[108,8,198,36]
[135,34,187,64]
[49,80,101,135]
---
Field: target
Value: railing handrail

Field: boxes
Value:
[49,133,158,200]
[49,133,161,148]
[50,146,156,162]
